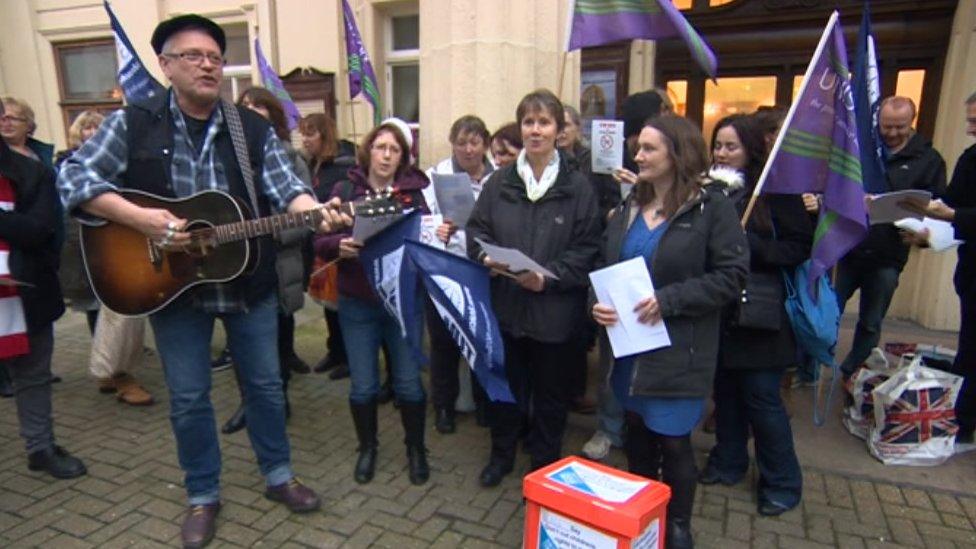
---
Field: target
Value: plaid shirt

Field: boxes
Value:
[58,92,312,314]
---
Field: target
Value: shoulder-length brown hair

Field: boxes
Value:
[237,87,289,142]
[298,113,339,162]
[634,115,708,219]
[356,122,412,178]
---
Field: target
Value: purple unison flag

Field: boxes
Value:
[341,0,382,125]
[404,240,514,403]
[254,39,301,130]
[104,1,164,103]
[568,0,717,79]
[762,12,868,288]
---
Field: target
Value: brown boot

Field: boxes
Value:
[114,374,154,406]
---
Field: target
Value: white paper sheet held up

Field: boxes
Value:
[591,120,624,175]
[589,257,670,358]
[868,190,932,224]
[474,238,559,279]
[893,217,962,252]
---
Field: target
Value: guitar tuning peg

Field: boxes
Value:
[367,208,375,215]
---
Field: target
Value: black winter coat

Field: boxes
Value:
[0,143,65,332]
[847,133,946,269]
[719,190,813,370]
[467,159,602,343]
[309,140,357,203]
[946,144,976,296]
[600,189,749,398]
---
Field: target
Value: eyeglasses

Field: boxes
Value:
[0,115,27,124]
[163,51,226,66]
[371,143,401,155]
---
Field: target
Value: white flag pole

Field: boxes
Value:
[741,10,840,228]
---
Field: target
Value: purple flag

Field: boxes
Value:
[254,39,301,130]
[760,11,868,291]
[342,0,382,125]
[567,0,717,79]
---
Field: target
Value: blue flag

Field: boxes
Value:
[103,1,164,103]
[358,211,426,365]
[853,3,887,193]
[404,240,514,403]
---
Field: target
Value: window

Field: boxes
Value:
[703,76,776,140]
[895,69,925,124]
[219,23,252,103]
[386,13,419,125]
[666,80,688,116]
[53,39,123,133]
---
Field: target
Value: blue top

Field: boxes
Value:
[610,214,704,436]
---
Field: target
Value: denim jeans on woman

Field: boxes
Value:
[706,367,802,510]
[150,292,292,505]
[338,295,425,405]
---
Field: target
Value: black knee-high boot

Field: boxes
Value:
[657,431,697,549]
[399,400,429,485]
[623,411,661,479]
[350,399,378,483]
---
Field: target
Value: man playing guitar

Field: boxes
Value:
[58,14,349,549]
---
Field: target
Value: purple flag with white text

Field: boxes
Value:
[342,0,382,125]
[254,39,301,130]
[763,12,868,288]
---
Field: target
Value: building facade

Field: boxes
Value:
[0,0,972,330]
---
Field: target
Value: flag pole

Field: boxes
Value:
[740,10,839,228]
[558,0,575,99]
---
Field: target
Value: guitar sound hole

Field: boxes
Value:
[181,220,217,258]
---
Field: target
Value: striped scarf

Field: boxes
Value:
[0,176,29,358]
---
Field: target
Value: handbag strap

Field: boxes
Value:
[221,99,261,215]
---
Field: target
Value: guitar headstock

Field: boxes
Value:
[350,190,404,218]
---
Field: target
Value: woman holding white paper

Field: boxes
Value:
[467,89,602,488]
[698,114,811,518]
[423,115,495,434]
[591,115,748,549]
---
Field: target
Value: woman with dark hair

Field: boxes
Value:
[592,115,749,549]
[424,115,495,433]
[698,114,810,518]
[220,87,313,434]
[299,113,356,378]
[315,118,433,485]
[468,89,602,487]
[489,122,522,168]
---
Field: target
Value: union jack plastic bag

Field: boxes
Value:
[843,348,893,440]
[868,356,963,466]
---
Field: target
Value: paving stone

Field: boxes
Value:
[836,533,867,549]
[291,525,345,548]
[343,524,384,547]
[915,521,976,545]
[412,516,450,542]
[902,488,935,510]
[724,511,751,541]
[50,512,104,537]
[43,533,95,549]
[930,493,965,516]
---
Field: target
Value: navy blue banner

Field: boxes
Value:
[404,240,514,403]
[104,1,165,104]
[853,4,888,194]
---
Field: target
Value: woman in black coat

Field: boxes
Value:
[592,115,749,549]
[699,114,812,517]
[467,89,602,487]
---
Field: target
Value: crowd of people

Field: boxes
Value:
[0,11,973,549]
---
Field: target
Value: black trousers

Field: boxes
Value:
[955,289,976,432]
[426,300,486,412]
[323,308,348,363]
[488,334,573,468]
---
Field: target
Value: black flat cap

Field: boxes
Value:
[151,14,226,55]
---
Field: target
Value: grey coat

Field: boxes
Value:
[276,142,312,314]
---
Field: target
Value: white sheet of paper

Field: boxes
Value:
[432,173,476,228]
[474,238,559,279]
[352,213,403,242]
[418,214,446,250]
[589,257,670,358]
[868,190,932,224]
[894,217,962,252]
[591,120,624,175]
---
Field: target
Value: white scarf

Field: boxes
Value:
[517,149,560,202]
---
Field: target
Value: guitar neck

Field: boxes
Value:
[210,202,353,244]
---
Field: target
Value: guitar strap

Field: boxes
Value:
[221,100,262,216]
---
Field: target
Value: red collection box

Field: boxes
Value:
[523,456,672,548]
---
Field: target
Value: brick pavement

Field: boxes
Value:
[0,309,974,548]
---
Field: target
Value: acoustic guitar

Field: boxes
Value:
[81,189,399,316]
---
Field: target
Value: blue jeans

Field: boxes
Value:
[338,295,425,405]
[706,368,802,510]
[834,260,901,376]
[596,336,624,446]
[150,293,292,505]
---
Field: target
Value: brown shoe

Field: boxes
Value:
[114,374,154,406]
[181,503,219,549]
[264,477,320,513]
[96,377,116,394]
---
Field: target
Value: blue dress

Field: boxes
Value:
[610,214,705,436]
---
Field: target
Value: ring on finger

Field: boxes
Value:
[167,220,179,231]
[166,228,176,238]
